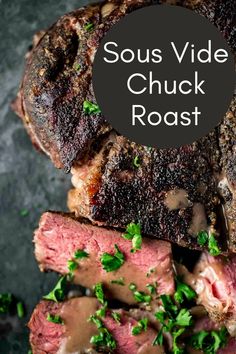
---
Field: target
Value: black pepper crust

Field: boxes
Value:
[13,0,235,171]
[79,136,221,250]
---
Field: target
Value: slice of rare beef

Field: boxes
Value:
[34,212,175,305]
[29,297,164,354]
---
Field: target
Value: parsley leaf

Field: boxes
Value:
[94,283,105,305]
[67,260,78,272]
[189,327,228,354]
[133,290,151,304]
[132,318,148,335]
[133,156,141,168]
[111,312,121,323]
[197,230,221,256]
[160,295,178,316]
[83,100,101,114]
[20,209,29,217]
[172,328,185,354]
[197,230,208,246]
[90,327,116,350]
[123,223,142,252]
[84,22,94,31]
[146,283,157,294]
[101,245,124,272]
[153,329,164,346]
[0,293,12,313]
[43,276,66,302]
[175,308,192,327]
[111,277,125,286]
[174,278,196,304]
[73,63,81,71]
[90,314,103,328]
[47,313,64,324]
[208,234,220,256]
[74,249,89,259]
[17,302,24,319]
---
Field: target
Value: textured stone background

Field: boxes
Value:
[0,1,93,352]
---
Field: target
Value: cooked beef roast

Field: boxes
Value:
[29,297,164,354]
[12,0,236,251]
[34,212,175,305]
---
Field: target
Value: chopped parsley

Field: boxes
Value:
[129,283,151,303]
[94,283,106,305]
[0,293,12,314]
[17,302,24,319]
[73,63,81,71]
[43,276,66,302]
[132,318,148,335]
[146,267,155,277]
[95,305,107,318]
[111,277,125,286]
[174,278,196,304]
[111,311,121,323]
[146,283,157,294]
[47,313,64,324]
[74,249,89,259]
[67,260,78,273]
[133,156,141,168]
[208,234,221,256]
[90,315,116,350]
[20,209,29,217]
[189,327,228,354]
[153,294,192,352]
[84,22,94,31]
[100,245,124,272]
[83,100,101,115]
[123,222,142,252]
[197,230,220,256]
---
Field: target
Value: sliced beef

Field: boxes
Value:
[183,252,236,335]
[29,297,164,354]
[34,212,174,305]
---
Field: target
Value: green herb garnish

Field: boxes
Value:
[153,328,164,346]
[83,100,101,115]
[90,315,116,350]
[20,209,29,217]
[17,302,24,319]
[197,230,220,256]
[94,283,105,305]
[129,283,137,291]
[111,277,125,286]
[90,327,116,350]
[133,290,151,304]
[146,283,157,294]
[67,260,78,273]
[208,234,220,256]
[47,313,64,324]
[111,311,121,323]
[172,328,185,354]
[43,276,66,302]
[123,222,142,252]
[133,156,141,168]
[74,249,89,259]
[84,22,94,31]
[174,278,196,304]
[132,318,148,335]
[101,245,124,272]
[0,293,12,313]
[189,327,228,354]
[73,63,81,71]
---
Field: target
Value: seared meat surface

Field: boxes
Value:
[29,297,164,354]
[12,0,236,171]
[34,212,175,305]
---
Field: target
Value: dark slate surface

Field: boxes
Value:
[0,1,93,352]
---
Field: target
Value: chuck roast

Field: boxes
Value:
[29,297,164,354]
[34,212,175,305]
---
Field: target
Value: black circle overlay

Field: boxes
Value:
[93,5,235,148]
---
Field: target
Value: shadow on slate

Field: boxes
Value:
[0,0,96,353]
